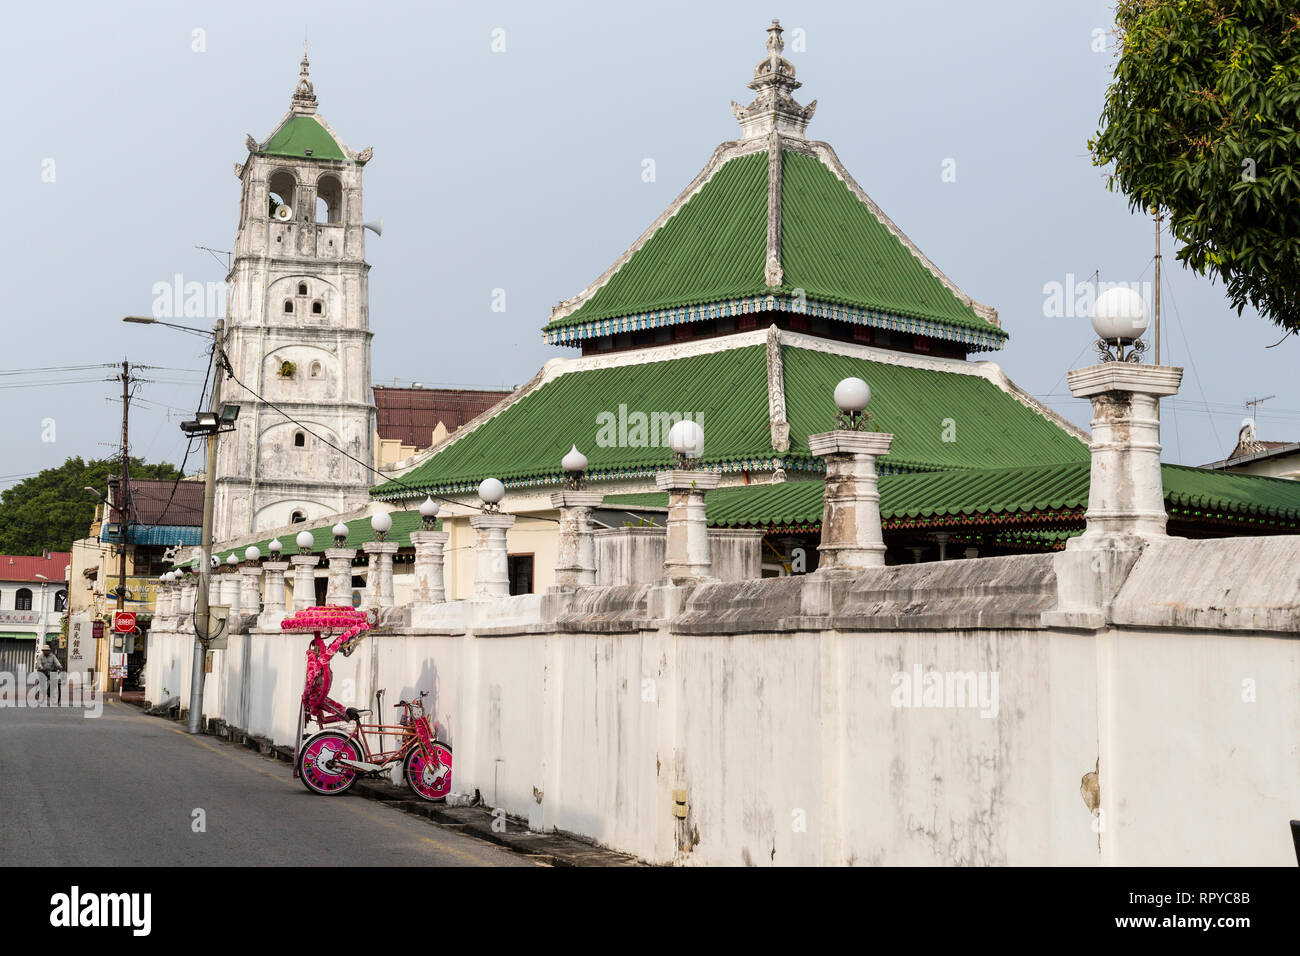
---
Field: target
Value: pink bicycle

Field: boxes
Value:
[283,605,453,801]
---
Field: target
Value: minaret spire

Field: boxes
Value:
[290,45,318,115]
[731,20,817,140]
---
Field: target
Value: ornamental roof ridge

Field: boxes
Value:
[730,20,817,141]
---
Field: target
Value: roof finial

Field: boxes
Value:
[731,19,817,141]
[291,44,318,115]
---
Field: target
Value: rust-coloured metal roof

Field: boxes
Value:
[108,477,205,528]
[373,386,512,449]
[0,552,72,583]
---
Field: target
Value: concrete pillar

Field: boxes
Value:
[158,582,175,618]
[220,571,241,617]
[239,566,263,617]
[409,531,449,608]
[469,513,515,598]
[325,548,357,606]
[258,561,290,628]
[179,579,197,616]
[549,490,605,587]
[808,430,894,571]
[1066,363,1183,547]
[290,554,319,612]
[655,469,721,584]
[361,541,399,610]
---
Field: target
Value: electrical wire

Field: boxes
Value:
[219,358,559,523]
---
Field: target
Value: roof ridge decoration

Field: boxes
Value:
[765,130,784,287]
[731,20,817,141]
[291,46,318,115]
[765,324,791,458]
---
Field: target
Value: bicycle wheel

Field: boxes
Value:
[404,741,453,802]
[298,730,363,796]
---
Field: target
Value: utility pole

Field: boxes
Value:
[114,360,136,695]
[188,317,226,735]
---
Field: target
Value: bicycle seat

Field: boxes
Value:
[345,707,371,720]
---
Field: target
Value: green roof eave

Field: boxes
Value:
[194,511,435,568]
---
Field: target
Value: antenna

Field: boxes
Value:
[195,245,233,272]
[1244,395,1275,422]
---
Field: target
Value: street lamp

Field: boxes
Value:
[562,445,588,490]
[667,420,704,470]
[478,478,505,513]
[833,377,871,431]
[419,497,439,530]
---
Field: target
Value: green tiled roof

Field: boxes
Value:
[183,511,435,568]
[259,115,346,161]
[605,463,1300,532]
[543,147,1004,347]
[371,342,1087,499]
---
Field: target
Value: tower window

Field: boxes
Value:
[294,432,306,447]
[298,282,308,296]
[268,170,296,218]
[309,361,322,379]
[316,175,343,224]
[284,300,293,313]
[291,510,306,524]
[312,300,323,315]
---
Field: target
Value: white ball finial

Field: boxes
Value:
[268,538,283,555]
[834,377,871,413]
[1091,287,1150,342]
[561,444,588,474]
[245,545,261,562]
[226,553,238,567]
[296,530,315,552]
[667,419,704,458]
[332,521,349,540]
[419,496,440,519]
[478,478,505,505]
[370,511,393,535]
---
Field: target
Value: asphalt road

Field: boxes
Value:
[0,698,534,867]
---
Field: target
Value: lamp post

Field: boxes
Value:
[124,313,236,734]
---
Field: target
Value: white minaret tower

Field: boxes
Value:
[214,51,377,541]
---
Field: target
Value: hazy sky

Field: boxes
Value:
[2,0,1294,493]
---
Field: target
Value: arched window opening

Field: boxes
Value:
[268,170,296,219]
[316,175,343,224]
[54,590,67,612]
[284,300,294,313]
[290,510,306,524]
[312,300,323,315]
[294,432,306,447]
[15,588,32,611]
[309,361,322,379]
[298,282,308,296]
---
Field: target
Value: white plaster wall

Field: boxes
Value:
[142,606,1299,866]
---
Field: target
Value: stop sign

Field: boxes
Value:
[113,611,137,633]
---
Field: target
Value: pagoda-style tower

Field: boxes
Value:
[543,20,1003,359]
[213,53,377,541]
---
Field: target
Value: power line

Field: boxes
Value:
[220,359,556,522]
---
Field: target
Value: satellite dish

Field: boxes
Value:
[363,217,383,236]
[274,204,294,222]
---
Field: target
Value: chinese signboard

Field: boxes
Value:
[68,613,93,675]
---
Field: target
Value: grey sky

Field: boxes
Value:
[2,0,1293,493]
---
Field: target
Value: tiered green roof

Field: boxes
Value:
[370,339,1087,499]
[544,25,1002,351]
[603,463,1300,535]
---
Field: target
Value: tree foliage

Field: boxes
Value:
[1090,1,1300,332]
[0,456,183,556]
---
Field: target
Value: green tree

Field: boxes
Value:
[1090,1,1300,332]
[0,456,183,555]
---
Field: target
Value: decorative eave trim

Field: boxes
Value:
[543,292,1008,352]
